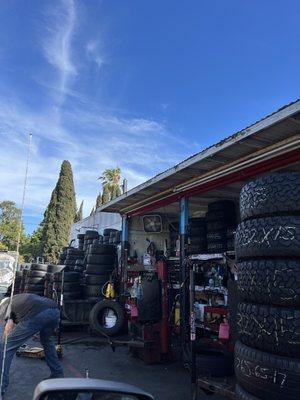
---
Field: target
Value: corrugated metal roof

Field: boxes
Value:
[99,99,300,214]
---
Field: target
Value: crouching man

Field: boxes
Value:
[0,293,63,396]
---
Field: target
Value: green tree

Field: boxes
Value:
[41,160,77,263]
[75,200,83,222]
[95,194,102,209]
[19,226,43,262]
[99,168,122,203]
[0,201,26,250]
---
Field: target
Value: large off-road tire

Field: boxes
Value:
[237,259,300,307]
[235,216,300,260]
[89,300,125,336]
[88,244,115,255]
[237,302,300,357]
[235,341,300,400]
[240,173,300,221]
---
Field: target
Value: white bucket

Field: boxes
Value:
[105,309,117,328]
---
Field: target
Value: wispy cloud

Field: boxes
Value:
[41,0,77,99]
[86,40,106,69]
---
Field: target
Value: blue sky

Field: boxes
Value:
[0,0,299,233]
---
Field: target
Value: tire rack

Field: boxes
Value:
[187,252,237,399]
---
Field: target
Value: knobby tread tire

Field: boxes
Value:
[237,302,300,357]
[237,259,300,307]
[235,216,300,260]
[240,173,300,221]
[235,341,300,400]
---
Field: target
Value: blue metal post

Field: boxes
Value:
[180,197,189,236]
[121,215,129,242]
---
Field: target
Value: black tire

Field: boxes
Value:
[30,264,48,272]
[89,300,125,336]
[237,302,300,358]
[207,221,229,232]
[187,244,207,255]
[61,292,82,300]
[236,385,260,400]
[237,259,300,307]
[47,265,63,274]
[86,254,114,265]
[235,216,300,260]
[53,282,81,292]
[103,228,118,236]
[84,285,103,298]
[84,230,99,239]
[77,233,85,240]
[207,242,227,252]
[53,272,80,283]
[88,244,115,255]
[188,218,206,228]
[85,274,110,285]
[28,270,47,278]
[240,173,300,221]
[206,231,227,242]
[206,209,236,222]
[74,266,84,273]
[188,236,206,246]
[27,278,45,285]
[208,200,236,212]
[235,341,300,400]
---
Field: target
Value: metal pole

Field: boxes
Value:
[179,197,189,347]
[120,215,129,304]
[190,265,197,400]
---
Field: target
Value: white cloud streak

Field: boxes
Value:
[41,0,77,98]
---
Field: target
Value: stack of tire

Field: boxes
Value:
[19,269,29,293]
[235,173,300,400]
[44,265,62,298]
[52,270,81,301]
[64,248,85,271]
[84,244,116,300]
[187,218,207,255]
[206,200,237,253]
[83,230,99,252]
[24,263,49,296]
[103,229,118,245]
[77,233,85,251]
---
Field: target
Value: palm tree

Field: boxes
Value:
[99,168,122,203]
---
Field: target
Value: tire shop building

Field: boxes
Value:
[95,100,300,400]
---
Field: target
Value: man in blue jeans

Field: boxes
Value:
[0,293,64,396]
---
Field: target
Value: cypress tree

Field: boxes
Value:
[102,185,110,204]
[42,160,76,263]
[75,200,83,222]
[95,194,102,209]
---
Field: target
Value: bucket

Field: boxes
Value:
[105,309,117,328]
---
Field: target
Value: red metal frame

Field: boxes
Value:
[127,148,300,217]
